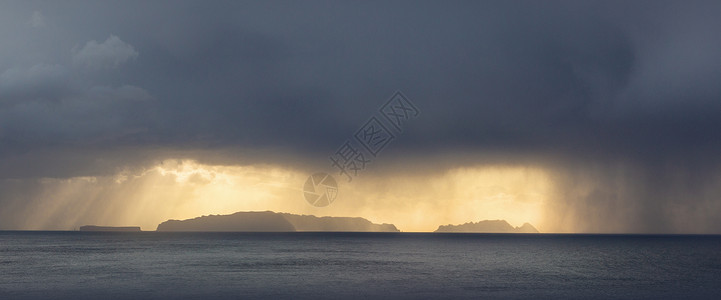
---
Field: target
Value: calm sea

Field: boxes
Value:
[1,232,720,299]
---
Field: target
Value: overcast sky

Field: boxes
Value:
[1,1,720,232]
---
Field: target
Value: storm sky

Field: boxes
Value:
[1,1,721,232]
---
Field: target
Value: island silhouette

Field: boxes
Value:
[79,212,540,233]
[435,220,539,233]
[156,211,400,232]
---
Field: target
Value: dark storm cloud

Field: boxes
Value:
[1,1,721,232]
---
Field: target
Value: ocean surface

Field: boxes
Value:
[1,232,720,299]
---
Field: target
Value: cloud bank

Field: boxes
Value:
[0,1,720,232]
[73,35,138,69]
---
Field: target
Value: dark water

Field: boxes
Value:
[1,232,720,299]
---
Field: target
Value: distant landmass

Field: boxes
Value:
[156,211,400,232]
[435,220,539,233]
[79,225,141,232]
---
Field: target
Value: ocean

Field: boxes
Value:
[1,232,720,299]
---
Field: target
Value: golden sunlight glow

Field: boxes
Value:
[339,166,552,232]
[24,160,554,232]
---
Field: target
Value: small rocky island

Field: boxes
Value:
[435,220,539,233]
[156,211,399,232]
[79,225,142,232]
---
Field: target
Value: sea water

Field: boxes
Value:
[1,232,720,299]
